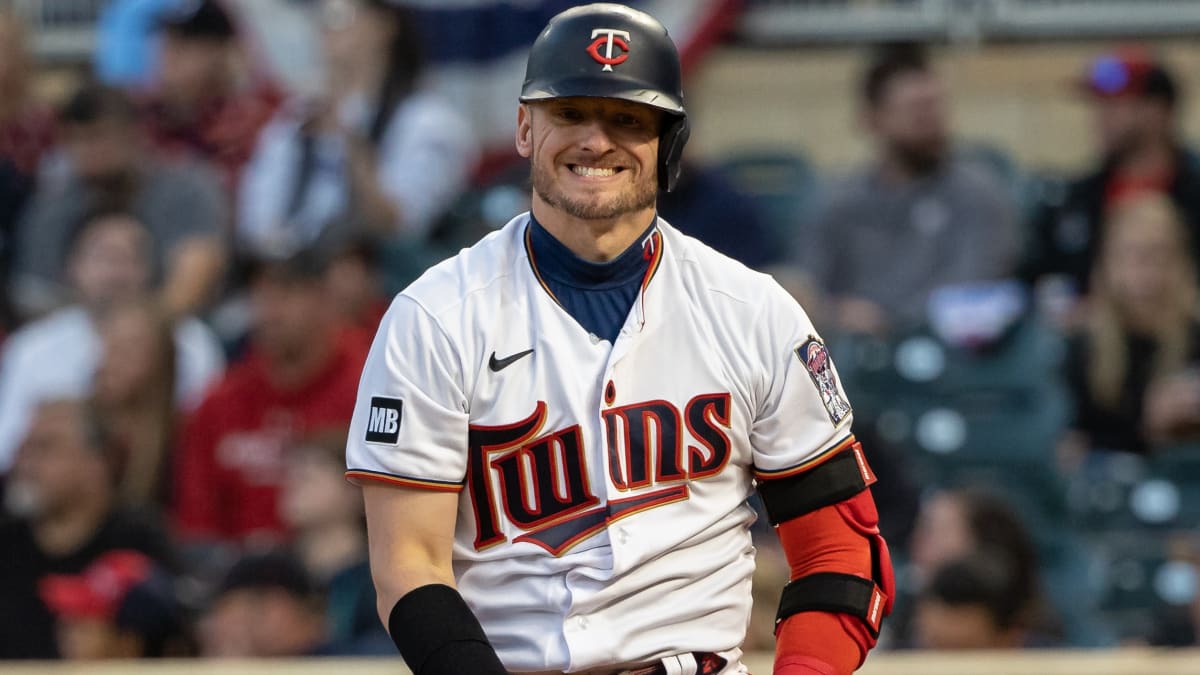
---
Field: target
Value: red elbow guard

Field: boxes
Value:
[759,443,895,670]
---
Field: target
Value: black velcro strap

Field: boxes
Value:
[776,572,886,638]
[388,584,507,675]
[758,446,874,525]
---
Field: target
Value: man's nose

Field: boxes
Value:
[575,118,616,154]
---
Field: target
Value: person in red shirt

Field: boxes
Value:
[139,0,280,192]
[174,247,369,544]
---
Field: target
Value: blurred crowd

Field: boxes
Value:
[3,0,1200,664]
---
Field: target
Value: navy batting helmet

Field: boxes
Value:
[520,3,690,192]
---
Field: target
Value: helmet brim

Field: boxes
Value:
[520,75,684,116]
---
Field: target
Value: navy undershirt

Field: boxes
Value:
[527,214,656,343]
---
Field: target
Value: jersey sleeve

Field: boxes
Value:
[750,282,856,480]
[345,294,470,492]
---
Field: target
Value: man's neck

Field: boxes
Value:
[33,500,110,557]
[530,196,656,263]
[1117,139,1176,179]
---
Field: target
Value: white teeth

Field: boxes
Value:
[572,166,616,177]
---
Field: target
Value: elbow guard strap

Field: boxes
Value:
[388,584,507,675]
[758,442,876,525]
[777,573,888,639]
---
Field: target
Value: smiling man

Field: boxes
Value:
[345,4,893,675]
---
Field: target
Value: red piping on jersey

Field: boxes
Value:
[524,224,565,309]
[345,469,464,493]
[754,434,857,481]
[635,229,664,329]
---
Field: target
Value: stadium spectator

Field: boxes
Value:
[323,237,389,341]
[279,432,389,654]
[173,248,369,544]
[912,553,1031,650]
[139,0,281,191]
[236,0,477,257]
[11,83,228,319]
[197,549,326,657]
[796,42,1017,334]
[92,298,180,509]
[0,210,224,473]
[0,11,56,336]
[1059,192,1200,460]
[1022,48,1200,302]
[0,399,174,659]
[39,550,187,659]
[896,488,1057,647]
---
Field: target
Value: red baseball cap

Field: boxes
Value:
[1079,47,1178,105]
[39,550,154,621]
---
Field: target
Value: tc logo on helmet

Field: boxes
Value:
[588,28,631,71]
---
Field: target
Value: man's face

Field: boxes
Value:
[158,33,231,103]
[517,97,661,221]
[909,493,973,579]
[7,402,106,519]
[250,275,329,364]
[67,215,153,309]
[870,70,949,173]
[64,119,138,181]
[1094,96,1169,160]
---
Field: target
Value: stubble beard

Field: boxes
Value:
[531,155,658,220]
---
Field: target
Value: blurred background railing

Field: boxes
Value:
[741,0,1200,44]
[8,0,105,61]
[4,650,1200,674]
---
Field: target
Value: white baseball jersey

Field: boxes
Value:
[346,214,856,673]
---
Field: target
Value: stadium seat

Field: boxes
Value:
[713,149,823,254]
[846,317,1070,479]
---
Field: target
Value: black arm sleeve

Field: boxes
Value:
[388,584,507,675]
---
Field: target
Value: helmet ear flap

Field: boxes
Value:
[658,114,690,192]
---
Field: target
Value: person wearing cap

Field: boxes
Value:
[139,0,281,190]
[39,549,185,659]
[0,399,174,659]
[1022,47,1200,302]
[173,247,370,544]
[348,5,892,675]
[197,549,327,657]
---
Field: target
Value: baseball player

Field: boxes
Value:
[345,4,893,674]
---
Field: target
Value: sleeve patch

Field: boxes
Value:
[365,396,403,444]
[795,336,852,426]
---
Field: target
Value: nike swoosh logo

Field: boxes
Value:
[489,349,534,372]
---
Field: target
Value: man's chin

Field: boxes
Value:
[535,187,656,221]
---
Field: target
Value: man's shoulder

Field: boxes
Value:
[3,307,92,360]
[400,215,528,319]
[662,220,781,305]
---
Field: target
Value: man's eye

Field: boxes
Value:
[557,108,583,122]
[614,114,642,128]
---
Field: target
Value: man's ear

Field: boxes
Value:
[516,104,533,158]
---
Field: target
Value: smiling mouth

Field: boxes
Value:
[569,164,623,177]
